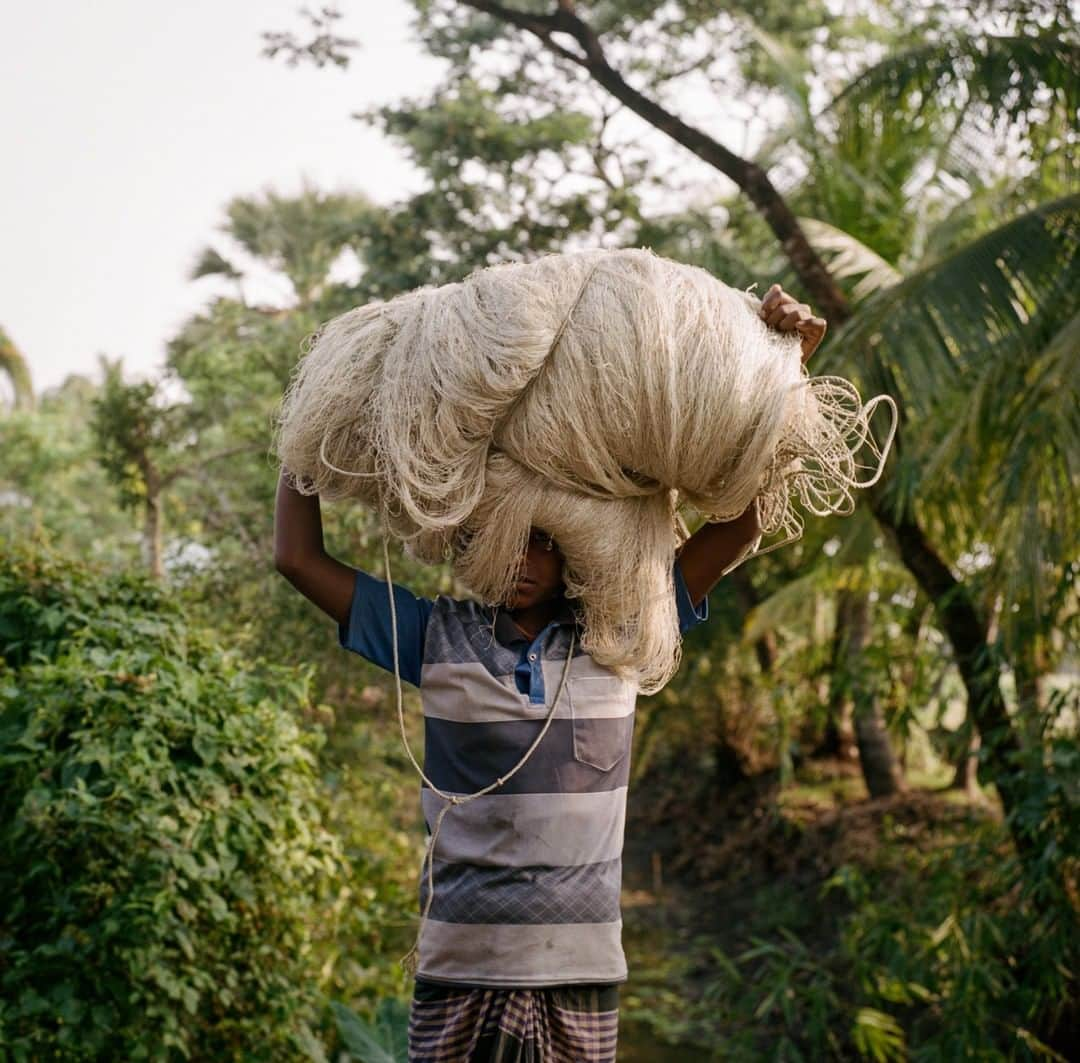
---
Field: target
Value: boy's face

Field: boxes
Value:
[506,527,565,609]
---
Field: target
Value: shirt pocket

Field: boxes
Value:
[569,675,636,772]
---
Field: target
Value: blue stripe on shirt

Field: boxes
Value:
[339,559,708,686]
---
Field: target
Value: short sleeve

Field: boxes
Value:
[338,569,435,688]
[673,558,708,634]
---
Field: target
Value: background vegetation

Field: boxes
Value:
[2,0,1076,1058]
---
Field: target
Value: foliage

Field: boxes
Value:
[835,752,1079,1061]
[205,185,377,309]
[623,749,1079,1060]
[5,3,1073,1059]
[0,379,137,569]
[822,194,1080,662]
[88,357,186,514]
[332,997,410,1063]
[0,543,343,1060]
[308,708,426,1020]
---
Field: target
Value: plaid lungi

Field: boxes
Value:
[408,980,620,1062]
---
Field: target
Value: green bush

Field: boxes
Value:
[624,776,1078,1061]
[832,787,1078,1061]
[0,544,345,1060]
[309,715,422,1018]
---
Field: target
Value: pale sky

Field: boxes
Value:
[1,0,447,395]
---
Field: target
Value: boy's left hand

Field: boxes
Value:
[759,283,826,364]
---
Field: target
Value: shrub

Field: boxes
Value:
[0,544,344,1060]
[623,779,1079,1061]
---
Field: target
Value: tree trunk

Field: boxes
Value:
[854,697,906,798]
[819,587,860,762]
[710,568,768,789]
[143,486,163,581]
[949,729,981,797]
[712,731,748,790]
[835,588,904,797]
[872,499,1032,856]
[818,695,858,762]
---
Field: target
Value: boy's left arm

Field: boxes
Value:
[676,284,826,610]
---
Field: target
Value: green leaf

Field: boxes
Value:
[851,1007,906,1062]
[332,998,409,1063]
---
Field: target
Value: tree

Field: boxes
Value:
[89,357,256,579]
[263,1,1078,843]
[827,194,1080,843]
[190,181,378,312]
[704,25,1079,801]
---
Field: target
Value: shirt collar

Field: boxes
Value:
[492,597,580,647]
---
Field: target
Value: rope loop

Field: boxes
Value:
[381,533,576,975]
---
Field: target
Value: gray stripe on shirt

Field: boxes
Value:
[421,787,628,867]
[422,716,633,794]
[417,918,628,987]
[420,660,636,723]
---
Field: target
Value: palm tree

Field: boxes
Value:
[823,195,1079,761]
[655,27,1077,809]
[189,182,377,311]
[796,38,1078,830]
[265,4,1076,841]
[0,326,34,412]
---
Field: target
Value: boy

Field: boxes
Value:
[274,284,823,1062]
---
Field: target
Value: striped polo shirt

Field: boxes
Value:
[338,560,708,988]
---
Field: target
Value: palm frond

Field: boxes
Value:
[222,185,376,304]
[827,34,1080,187]
[742,565,833,646]
[189,246,242,282]
[822,195,1079,638]
[820,193,1080,422]
[796,218,903,302]
[744,24,813,130]
[0,326,34,411]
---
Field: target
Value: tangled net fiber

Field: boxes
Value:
[273,247,897,694]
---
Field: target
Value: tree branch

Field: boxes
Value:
[162,444,266,488]
[199,470,265,562]
[460,0,850,320]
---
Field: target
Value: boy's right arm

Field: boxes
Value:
[273,467,355,627]
[273,467,433,686]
